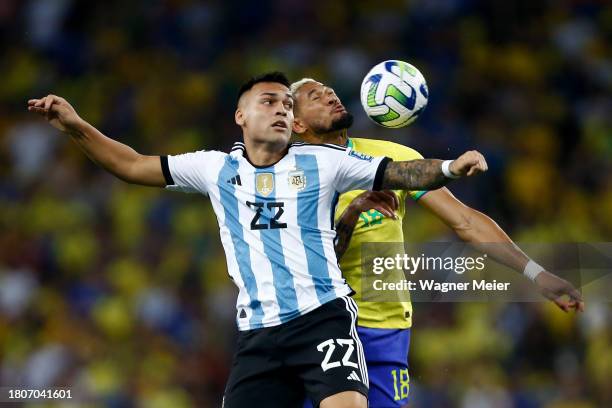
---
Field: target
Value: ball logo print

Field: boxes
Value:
[360,59,429,128]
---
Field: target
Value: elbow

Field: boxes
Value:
[454,213,473,233]
[121,154,147,184]
[116,173,138,185]
[453,211,477,241]
[113,163,137,184]
[453,208,500,243]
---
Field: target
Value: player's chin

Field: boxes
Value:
[329,111,354,131]
[330,109,347,120]
[265,127,291,142]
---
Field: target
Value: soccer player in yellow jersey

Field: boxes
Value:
[291,78,584,408]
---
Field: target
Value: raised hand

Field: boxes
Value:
[27,95,83,133]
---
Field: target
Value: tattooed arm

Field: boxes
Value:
[333,151,488,259]
[380,151,488,190]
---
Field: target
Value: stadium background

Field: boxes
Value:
[0,0,610,407]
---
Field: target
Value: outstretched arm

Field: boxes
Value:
[28,95,166,187]
[419,188,585,312]
[380,151,488,190]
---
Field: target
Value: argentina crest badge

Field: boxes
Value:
[256,172,274,197]
[288,168,306,191]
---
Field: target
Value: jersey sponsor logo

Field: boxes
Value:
[256,173,274,196]
[288,168,306,191]
[348,150,374,162]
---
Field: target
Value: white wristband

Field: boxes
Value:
[441,160,460,179]
[523,260,544,281]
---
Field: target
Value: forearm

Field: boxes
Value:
[334,207,361,260]
[27,94,164,186]
[420,191,582,311]
[381,159,449,190]
[66,120,150,184]
[456,209,530,273]
[459,209,584,311]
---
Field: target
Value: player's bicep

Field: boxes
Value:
[123,154,167,187]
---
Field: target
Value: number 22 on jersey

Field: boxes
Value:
[246,201,287,230]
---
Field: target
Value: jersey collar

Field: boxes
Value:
[229,141,289,169]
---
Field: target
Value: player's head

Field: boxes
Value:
[235,71,294,146]
[290,78,353,137]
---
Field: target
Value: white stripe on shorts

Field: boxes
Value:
[340,296,369,387]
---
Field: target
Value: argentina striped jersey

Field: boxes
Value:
[162,142,390,331]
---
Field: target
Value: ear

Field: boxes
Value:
[235,108,245,127]
[292,117,307,134]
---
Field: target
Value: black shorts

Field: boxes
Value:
[222,296,369,408]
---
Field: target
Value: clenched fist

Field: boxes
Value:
[27,95,83,133]
[449,150,488,177]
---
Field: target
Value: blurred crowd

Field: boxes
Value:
[0,0,610,407]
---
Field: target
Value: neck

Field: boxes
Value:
[299,129,349,146]
[243,138,288,167]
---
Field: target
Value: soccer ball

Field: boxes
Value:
[360,60,429,128]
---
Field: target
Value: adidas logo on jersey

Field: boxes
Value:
[347,371,361,381]
[227,175,242,185]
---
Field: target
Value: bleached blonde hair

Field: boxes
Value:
[289,78,319,96]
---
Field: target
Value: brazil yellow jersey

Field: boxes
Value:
[336,138,426,329]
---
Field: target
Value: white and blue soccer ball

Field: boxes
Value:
[360,59,429,128]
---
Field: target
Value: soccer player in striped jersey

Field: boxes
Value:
[290,78,585,408]
[27,72,487,408]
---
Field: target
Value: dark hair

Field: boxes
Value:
[237,71,290,103]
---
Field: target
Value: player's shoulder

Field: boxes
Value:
[350,137,423,161]
[170,148,226,159]
[289,141,347,154]
[168,148,228,171]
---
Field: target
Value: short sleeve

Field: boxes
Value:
[161,150,215,194]
[333,148,392,193]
